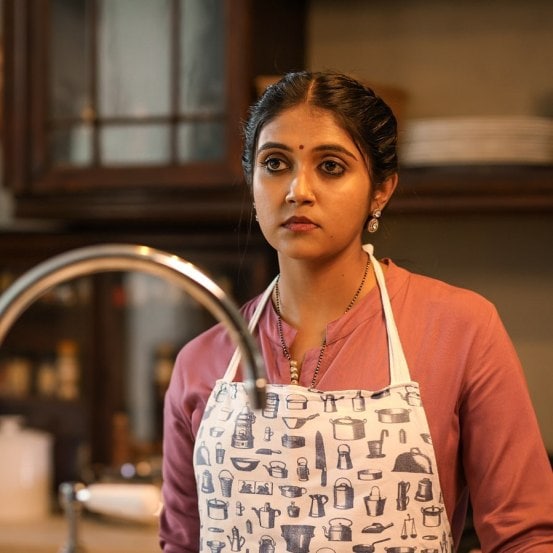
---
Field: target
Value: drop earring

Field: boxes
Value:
[253,203,259,222]
[367,209,381,233]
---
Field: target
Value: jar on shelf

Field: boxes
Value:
[56,339,80,400]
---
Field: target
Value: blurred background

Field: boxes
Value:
[0,1,551,551]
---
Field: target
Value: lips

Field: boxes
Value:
[282,216,318,232]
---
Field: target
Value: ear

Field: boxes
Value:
[370,173,398,211]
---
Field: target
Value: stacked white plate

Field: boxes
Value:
[400,116,553,166]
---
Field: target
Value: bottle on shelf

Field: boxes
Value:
[56,339,81,401]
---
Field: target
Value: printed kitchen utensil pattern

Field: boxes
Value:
[193,246,454,552]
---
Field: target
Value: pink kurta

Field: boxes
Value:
[160,260,553,552]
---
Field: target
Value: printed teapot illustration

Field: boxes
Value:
[397,385,421,406]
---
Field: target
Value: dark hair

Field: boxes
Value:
[241,71,398,192]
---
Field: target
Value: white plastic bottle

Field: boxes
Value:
[0,415,53,521]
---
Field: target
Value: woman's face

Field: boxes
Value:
[253,104,375,262]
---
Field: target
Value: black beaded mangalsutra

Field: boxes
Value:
[274,255,371,387]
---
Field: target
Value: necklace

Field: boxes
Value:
[274,255,371,387]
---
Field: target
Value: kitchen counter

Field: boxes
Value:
[0,515,160,553]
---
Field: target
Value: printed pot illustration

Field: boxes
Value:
[329,416,367,440]
[323,517,353,541]
[207,498,229,520]
[421,505,444,527]
[375,408,411,423]
[279,485,307,498]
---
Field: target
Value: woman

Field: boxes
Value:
[160,71,553,552]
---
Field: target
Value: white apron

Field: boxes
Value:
[193,246,454,553]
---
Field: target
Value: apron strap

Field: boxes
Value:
[222,275,278,382]
[223,246,411,385]
[363,244,411,384]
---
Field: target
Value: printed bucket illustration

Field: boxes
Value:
[364,486,387,516]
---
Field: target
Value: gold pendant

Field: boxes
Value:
[290,360,300,385]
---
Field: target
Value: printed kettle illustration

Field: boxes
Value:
[398,385,421,406]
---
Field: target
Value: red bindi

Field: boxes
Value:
[299,144,304,150]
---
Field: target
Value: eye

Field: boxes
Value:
[320,159,346,176]
[259,155,289,173]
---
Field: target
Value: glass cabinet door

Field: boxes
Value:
[3,0,250,206]
[49,0,227,169]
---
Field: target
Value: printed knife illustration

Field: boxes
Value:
[315,430,327,486]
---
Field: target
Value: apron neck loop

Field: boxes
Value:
[223,246,411,385]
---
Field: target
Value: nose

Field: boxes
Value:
[285,168,315,205]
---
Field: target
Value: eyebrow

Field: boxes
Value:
[256,142,358,161]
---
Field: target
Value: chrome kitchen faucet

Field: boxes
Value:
[0,243,267,408]
[0,244,267,551]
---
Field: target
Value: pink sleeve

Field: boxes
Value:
[158,322,236,552]
[158,349,201,553]
[459,307,553,552]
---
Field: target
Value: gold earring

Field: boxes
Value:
[367,208,381,233]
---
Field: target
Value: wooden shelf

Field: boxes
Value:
[391,165,553,213]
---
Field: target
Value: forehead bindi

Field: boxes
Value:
[299,145,304,150]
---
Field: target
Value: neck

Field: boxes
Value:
[275,249,375,328]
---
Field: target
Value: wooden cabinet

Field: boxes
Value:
[1,0,307,224]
